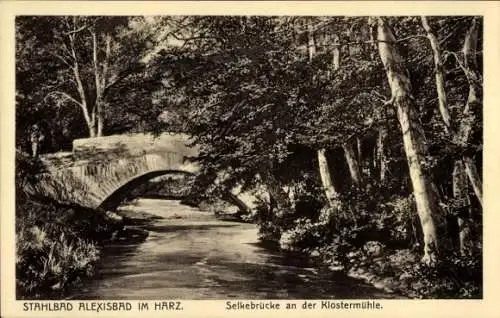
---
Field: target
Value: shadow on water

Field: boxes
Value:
[203,241,396,299]
[143,223,238,233]
[207,246,392,299]
[248,240,282,252]
[205,262,389,299]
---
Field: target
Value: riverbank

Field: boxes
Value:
[302,243,481,299]
[16,197,127,300]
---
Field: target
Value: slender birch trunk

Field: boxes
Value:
[373,17,447,265]
[317,149,339,204]
[356,137,363,167]
[421,16,452,134]
[452,159,471,255]
[92,31,112,137]
[463,157,482,206]
[307,21,340,205]
[68,28,95,138]
[376,127,388,182]
[343,140,363,186]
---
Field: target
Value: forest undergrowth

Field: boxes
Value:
[15,153,124,299]
[254,182,482,298]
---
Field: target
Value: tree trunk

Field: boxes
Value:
[343,140,363,186]
[421,16,452,134]
[317,148,339,204]
[91,30,111,138]
[356,137,362,165]
[422,16,482,207]
[377,127,389,182]
[96,105,104,137]
[307,21,316,61]
[376,127,388,182]
[463,157,482,206]
[421,17,482,256]
[455,18,482,206]
[69,28,95,138]
[74,67,95,138]
[261,172,292,212]
[308,21,339,206]
[357,137,367,178]
[452,159,471,255]
[72,62,95,138]
[86,121,96,138]
[373,17,447,265]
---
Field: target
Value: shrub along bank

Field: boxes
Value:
[16,197,124,299]
[254,184,482,299]
[15,152,126,299]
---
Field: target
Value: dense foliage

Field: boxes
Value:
[148,16,482,298]
[16,16,483,298]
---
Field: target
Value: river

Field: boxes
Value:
[67,198,396,300]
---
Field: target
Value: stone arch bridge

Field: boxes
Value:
[28,133,255,213]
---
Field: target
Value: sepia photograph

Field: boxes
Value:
[10,11,487,305]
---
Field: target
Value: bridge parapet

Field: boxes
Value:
[72,133,199,163]
[31,133,256,213]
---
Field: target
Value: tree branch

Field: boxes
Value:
[444,50,467,75]
[102,71,134,97]
[48,51,73,68]
[343,121,379,145]
[64,24,88,35]
[44,91,82,107]
[170,32,223,44]
[370,89,392,105]
[443,50,482,84]
[102,34,112,89]
[91,30,101,98]
[102,62,144,97]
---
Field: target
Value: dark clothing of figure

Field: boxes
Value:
[30,125,45,157]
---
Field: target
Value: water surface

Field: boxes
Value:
[68,198,395,299]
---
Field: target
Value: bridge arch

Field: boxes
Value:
[99,169,193,210]
[98,169,250,214]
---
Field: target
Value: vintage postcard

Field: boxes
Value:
[1,1,499,317]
